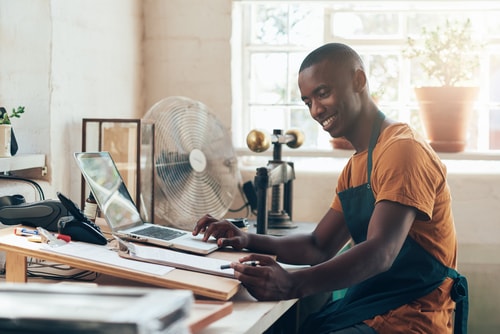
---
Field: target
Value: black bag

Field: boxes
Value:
[0,107,19,156]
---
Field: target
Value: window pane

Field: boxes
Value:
[489,54,500,149]
[251,4,289,45]
[490,55,500,102]
[289,5,324,45]
[290,107,323,149]
[250,106,289,133]
[289,52,308,104]
[486,12,500,38]
[365,54,400,102]
[332,12,399,38]
[250,53,287,104]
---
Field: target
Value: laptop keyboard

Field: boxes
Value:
[133,226,187,240]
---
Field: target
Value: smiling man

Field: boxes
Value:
[194,43,467,334]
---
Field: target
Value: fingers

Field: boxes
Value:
[233,254,275,278]
[232,254,293,301]
[233,263,280,301]
[203,221,231,242]
[193,215,247,248]
[192,214,216,236]
[217,237,244,250]
[238,253,275,266]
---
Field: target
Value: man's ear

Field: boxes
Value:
[352,69,367,93]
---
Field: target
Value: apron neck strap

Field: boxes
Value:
[367,110,386,184]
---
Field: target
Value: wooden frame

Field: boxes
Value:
[81,118,154,223]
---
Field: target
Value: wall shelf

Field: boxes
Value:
[0,154,46,174]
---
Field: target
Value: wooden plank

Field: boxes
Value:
[189,301,233,333]
[0,226,241,300]
[5,251,27,282]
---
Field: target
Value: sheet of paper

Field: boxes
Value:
[129,243,235,277]
[42,241,173,276]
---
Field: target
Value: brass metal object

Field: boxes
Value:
[246,129,271,152]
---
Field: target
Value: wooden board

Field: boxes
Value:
[0,226,241,300]
[189,301,233,333]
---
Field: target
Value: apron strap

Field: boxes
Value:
[446,267,469,334]
[367,111,385,185]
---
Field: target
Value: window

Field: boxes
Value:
[232,1,500,152]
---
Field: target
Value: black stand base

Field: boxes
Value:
[264,211,298,229]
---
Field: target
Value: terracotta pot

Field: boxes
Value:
[330,137,354,150]
[0,124,12,158]
[415,86,479,153]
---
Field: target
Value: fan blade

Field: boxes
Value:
[155,150,191,194]
[174,171,231,219]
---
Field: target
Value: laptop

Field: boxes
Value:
[73,151,219,255]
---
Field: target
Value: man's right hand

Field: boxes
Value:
[193,214,249,250]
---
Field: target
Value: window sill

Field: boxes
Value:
[236,148,500,175]
[236,147,500,160]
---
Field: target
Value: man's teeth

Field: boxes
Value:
[322,116,334,127]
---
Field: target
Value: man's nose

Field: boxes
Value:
[310,100,325,118]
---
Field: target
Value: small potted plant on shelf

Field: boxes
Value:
[404,18,482,152]
[0,106,25,157]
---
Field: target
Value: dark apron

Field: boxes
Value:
[301,111,468,334]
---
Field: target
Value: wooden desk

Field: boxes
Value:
[0,226,298,334]
[197,289,297,334]
[0,227,240,300]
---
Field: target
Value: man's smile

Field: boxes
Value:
[321,114,337,130]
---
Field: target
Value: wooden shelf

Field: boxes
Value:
[0,154,46,174]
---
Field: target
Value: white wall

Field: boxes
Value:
[49,0,144,197]
[0,1,52,160]
[143,0,232,126]
[0,0,144,199]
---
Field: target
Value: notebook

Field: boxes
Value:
[73,151,219,255]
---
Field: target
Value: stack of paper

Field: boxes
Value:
[0,283,193,334]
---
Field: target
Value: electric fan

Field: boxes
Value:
[143,96,239,230]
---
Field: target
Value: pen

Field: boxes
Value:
[220,261,259,270]
[14,227,39,236]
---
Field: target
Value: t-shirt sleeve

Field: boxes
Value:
[372,139,446,221]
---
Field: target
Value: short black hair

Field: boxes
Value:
[299,43,364,73]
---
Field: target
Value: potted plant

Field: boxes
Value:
[0,106,25,157]
[405,18,482,152]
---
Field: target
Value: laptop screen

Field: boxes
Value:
[74,152,143,232]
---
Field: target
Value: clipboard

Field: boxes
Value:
[115,236,236,279]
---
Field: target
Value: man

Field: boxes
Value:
[193,43,467,334]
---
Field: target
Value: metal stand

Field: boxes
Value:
[254,129,298,234]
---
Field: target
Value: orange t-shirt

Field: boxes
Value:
[331,123,458,333]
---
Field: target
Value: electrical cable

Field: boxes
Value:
[26,260,99,282]
[0,174,45,200]
[228,182,251,217]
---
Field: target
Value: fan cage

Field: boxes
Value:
[143,96,239,230]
